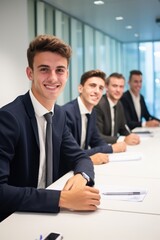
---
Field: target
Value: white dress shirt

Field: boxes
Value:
[129,90,141,121]
[77,96,91,149]
[108,98,116,136]
[108,98,125,142]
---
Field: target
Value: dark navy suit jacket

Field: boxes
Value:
[0,92,94,221]
[62,99,113,155]
[120,90,160,130]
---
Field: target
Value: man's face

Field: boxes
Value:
[26,51,68,110]
[78,77,105,111]
[129,74,142,96]
[106,77,125,103]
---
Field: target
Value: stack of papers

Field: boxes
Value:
[109,152,142,162]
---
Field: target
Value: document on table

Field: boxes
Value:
[132,130,154,137]
[98,185,147,202]
[108,152,142,162]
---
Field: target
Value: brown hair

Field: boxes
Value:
[129,70,142,81]
[27,35,72,69]
[106,72,125,85]
[80,69,106,85]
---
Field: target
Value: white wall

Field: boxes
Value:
[0,0,29,107]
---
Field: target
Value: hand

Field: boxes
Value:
[59,186,100,211]
[145,120,160,127]
[112,142,126,153]
[124,133,140,145]
[63,174,88,191]
[90,153,109,165]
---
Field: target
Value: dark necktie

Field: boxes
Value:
[44,112,53,187]
[113,105,117,136]
[85,113,90,149]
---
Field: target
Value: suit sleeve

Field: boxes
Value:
[120,94,142,130]
[141,95,160,122]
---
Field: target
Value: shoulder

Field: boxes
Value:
[61,99,79,120]
[140,94,145,100]
[122,90,130,98]
[96,95,108,108]
[1,92,31,117]
[121,91,131,104]
[62,99,77,112]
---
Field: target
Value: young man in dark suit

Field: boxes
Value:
[120,70,160,130]
[62,69,126,165]
[0,35,100,222]
[95,72,140,145]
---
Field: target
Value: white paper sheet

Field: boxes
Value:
[98,185,147,202]
[109,152,142,162]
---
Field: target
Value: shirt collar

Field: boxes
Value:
[77,96,91,115]
[129,89,140,100]
[29,89,54,117]
[108,97,116,108]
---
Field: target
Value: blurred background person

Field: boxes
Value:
[95,72,140,145]
[120,70,160,130]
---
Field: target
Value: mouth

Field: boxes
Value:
[44,83,61,91]
[91,96,100,102]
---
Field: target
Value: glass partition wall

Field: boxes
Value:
[28,0,160,118]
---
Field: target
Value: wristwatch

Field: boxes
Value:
[81,172,90,183]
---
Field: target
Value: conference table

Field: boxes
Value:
[95,127,160,179]
[0,127,160,240]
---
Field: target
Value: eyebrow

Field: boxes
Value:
[37,64,49,69]
[37,65,67,69]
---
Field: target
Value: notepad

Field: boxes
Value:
[109,152,142,162]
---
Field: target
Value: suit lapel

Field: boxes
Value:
[104,96,112,135]
[74,100,82,145]
[128,91,139,121]
[22,92,40,148]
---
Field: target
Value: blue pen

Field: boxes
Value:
[39,234,43,240]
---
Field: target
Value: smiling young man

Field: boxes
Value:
[0,35,100,221]
[95,72,140,145]
[120,70,160,130]
[62,70,126,165]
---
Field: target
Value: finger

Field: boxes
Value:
[85,186,100,194]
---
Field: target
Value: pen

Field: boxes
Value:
[125,124,131,133]
[102,191,145,195]
[39,234,43,240]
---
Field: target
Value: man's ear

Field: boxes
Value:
[78,84,83,94]
[105,83,108,91]
[26,67,33,80]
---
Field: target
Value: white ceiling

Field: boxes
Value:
[45,0,160,43]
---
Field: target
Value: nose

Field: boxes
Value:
[95,86,102,94]
[116,86,121,91]
[49,69,57,81]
